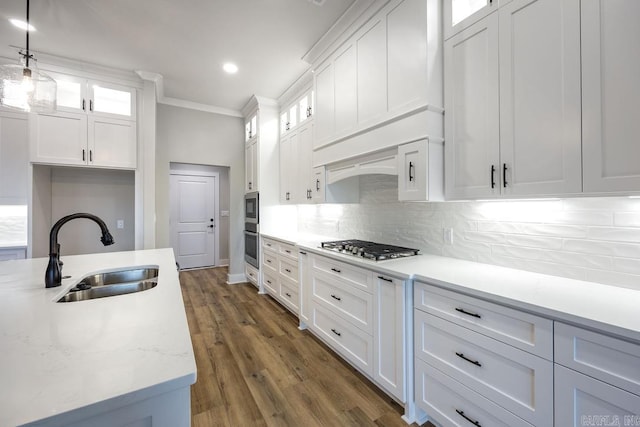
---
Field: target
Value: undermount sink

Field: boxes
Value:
[57,267,159,303]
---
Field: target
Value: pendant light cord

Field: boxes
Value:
[25,0,30,68]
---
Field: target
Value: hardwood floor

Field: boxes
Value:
[179,267,431,427]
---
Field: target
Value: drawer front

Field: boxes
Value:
[245,263,259,286]
[262,249,278,273]
[415,310,553,426]
[311,254,373,293]
[415,282,553,360]
[279,258,299,283]
[279,242,297,260]
[262,271,279,295]
[415,358,534,427]
[555,322,640,396]
[312,274,373,333]
[280,277,299,313]
[312,304,373,376]
[555,364,640,427]
[262,237,279,252]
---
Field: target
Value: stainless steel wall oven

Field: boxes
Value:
[244,192,259,268]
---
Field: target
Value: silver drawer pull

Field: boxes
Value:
[456,352,482,367]
[455,307,481,319]
[330,294,341,301]
[285,249,291,253]
[285,292,291,298]
[456,409,482,427]
[331,328,341,337]
[267,259,272,263]
[330,268,341,273]
[377,275,393,282]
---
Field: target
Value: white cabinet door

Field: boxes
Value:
[444,13,500,200]
[297,121,314,203]
[0,112,28,203]
[89,81,136,121]
[333,44,357,137]
[582,0,640,193]
[245,141,257,192]
[398,140,428,201]
[314,62,334,147]
[357,18,387,127]
[30,111,87,165]
[555,365,640,427]
[311,166,326,203]
[499,0,581,196]
[298,249,311,326]
[88,117,137,169]
[279,131,298,203]
[444,0,503,39]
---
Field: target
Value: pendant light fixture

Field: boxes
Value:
[0,0,56,113]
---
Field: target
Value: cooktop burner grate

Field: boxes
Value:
[320,239,419,261]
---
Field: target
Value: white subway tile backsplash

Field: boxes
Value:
[296,178,640,288]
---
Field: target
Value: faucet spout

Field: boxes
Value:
[45,213,115,288]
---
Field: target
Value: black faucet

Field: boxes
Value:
[45,213,115,288]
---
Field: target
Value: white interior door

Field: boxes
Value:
[170,173,217,269]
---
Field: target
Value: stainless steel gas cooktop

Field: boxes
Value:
[320,239,419,261]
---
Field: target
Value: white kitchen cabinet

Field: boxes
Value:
[445,0,582,199]
[582,0,640,193]
[245,112,257,143]
[444,13,500,200]
[555,365,640,427]
[0,111,28,204]
[245,262,259,288]
[297,120,314,203]
[298,249,311,327]
[398,139,444,201]
[245,141,258,192]
[312,0,443,164]
[279,130,297,203]
[311,167,326,203]
[261,237,299,316]
[443,0,503,40]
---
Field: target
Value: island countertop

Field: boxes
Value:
[0,248,196,427]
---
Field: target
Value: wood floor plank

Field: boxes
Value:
[181,267,430,427]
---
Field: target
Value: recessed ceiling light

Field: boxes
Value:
[223,63,238,74]
[9,19,35,31]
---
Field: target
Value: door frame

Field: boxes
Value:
[169,166,220,268]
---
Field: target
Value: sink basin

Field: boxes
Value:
[57,267,159,303]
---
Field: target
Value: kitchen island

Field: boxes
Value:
[0,248,196,427]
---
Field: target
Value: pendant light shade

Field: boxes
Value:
[0,0,56,113]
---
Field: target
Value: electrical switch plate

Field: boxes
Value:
[117,220,124,229]
[444,227,453,245]
[221,210,230,217]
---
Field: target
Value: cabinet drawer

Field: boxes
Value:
[311,255,373,293]
[280,277,299,313]
[279,258,299,283]
[312,274,373,333]
[279,242,297,260]
[555,322,640,396]
[415,310,552,426]
[245,263,259,286]
[262,271,278,296]
[415,282,553,359]
[555,364,640,427]
[415,358,534,427]
[262,249,278,273]
[262,237,279,252]
[312,304,373,376]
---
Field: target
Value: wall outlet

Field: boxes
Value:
[116,219,124,229]
[444,227,453,245]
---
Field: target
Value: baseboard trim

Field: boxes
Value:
[226,273,247,285]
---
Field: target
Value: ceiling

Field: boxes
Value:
[0,0,356,113]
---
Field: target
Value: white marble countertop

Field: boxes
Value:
[262,232,640,343]
[0,248,196,427]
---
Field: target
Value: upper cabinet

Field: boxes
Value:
[312,0,443,168]
[30,71,138,169]
[445,0,582,199]
[245,113,257,144]
[581,0,640,193]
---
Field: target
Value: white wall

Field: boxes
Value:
[298,175,640,290]
[156,104,244,275]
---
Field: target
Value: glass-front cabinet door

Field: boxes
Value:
[48,73,87,113]
[89,82,135,120]
[444,0,507,39]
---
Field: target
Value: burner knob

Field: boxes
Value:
[352,246,360,254]
[357,248,365,256]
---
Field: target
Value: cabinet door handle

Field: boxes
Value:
[316,179,320,191]
[299,251,307,255]
[456,352,482,367]
[503,163,508,188]
[455,307,481,319]
[285,268,291,273]
[285,249,291,254]
[377,275,393,282]
[89,150,93,162]
[330,268,341,273]
[285,292,291,298]
[89,100,93,112]
[249,182,252,190]
[266,280,272,284]
[82,99,86,111]
[409,161,415,182]
[331,328,341,337]
[455,409,482,427]
[330,294,341,301]
[266,259,272,264]
[82,149,86,161]
[490,165,496,189]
